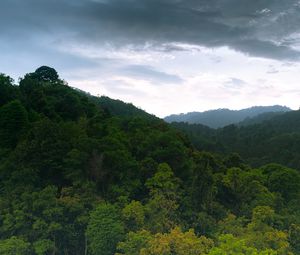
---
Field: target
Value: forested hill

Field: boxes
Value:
[165,105,291,128]
[171,109,300,169]
[0,66,300,254]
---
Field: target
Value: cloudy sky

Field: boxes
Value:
[1,0,300,117]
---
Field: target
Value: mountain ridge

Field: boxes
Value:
[164,105,291,128]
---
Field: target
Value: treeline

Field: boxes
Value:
[0,67,299,254]
[171,113,300,170]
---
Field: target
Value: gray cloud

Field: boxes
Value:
[267,65,279,74]
[1,0,300,62]
[121,65,183,84]
[223,78,247,89]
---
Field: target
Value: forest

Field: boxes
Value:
[0,66,299,254]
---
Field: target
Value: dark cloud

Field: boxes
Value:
[0,38,100,81]
[1,0,300,63]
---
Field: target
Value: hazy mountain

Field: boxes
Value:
[164,105,291,128]
[238,111,288,126]
[170,108,300,169]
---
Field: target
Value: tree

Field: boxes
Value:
[0,74,18,106]
[289,224,300,254]
[145,163,181,232]
[190,152,216,211]
[32,66,59,83]
[86,203,125,255]
[122,201,145,231]
[116,230,152,255]
[0,100,28,148]
[140,227,213,255]
[208,234,277,255]
[0,237,30,255]
[262,164,300,201]
[33,239,54,255]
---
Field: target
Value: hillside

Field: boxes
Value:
[0,67,299,254]
[171,109,300,169]
[165,106,291,128]
[238,111,288,126]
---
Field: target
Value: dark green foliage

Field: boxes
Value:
[0,74,19,106]
[0,100,28,148]
[0,67,298,254]
[29,66,59,83]
[97,96,154,119]
[171,109,300,169]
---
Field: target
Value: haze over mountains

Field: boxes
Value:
[164,105,292,128]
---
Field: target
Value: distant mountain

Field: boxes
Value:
[164,105,291,128]
[238,111,288,126]
[170,109,300,169]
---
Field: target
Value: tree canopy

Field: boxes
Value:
[0,67,298,254]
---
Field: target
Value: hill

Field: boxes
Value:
[170,109,300,169]
[165,106,291,128]
[0,67,299,254]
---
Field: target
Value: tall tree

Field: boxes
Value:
[86,203,125,255]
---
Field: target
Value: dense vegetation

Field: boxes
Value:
[171,110,300,170]
[0,66,299,254]
[165,106,291,128]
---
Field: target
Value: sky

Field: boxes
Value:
[1,0,300,117]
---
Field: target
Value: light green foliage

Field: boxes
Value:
[122,201,145,231]
[217,207,293,255]
[116,230,152,255]
[219,167,276,216]
[33,239,54,255]
[208,234,277,255]
[117,227,213,255]
[0,237,30,255]
[86,203,125,255]
[140,227,213,255]
[146,163,180,199]
[145,163,180,232]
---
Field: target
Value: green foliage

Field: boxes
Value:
[208,234,277,255]
[117,228,213,255]
[170,110,300,169]
[0,67,299,254]
[140,227,213,255]
[0,100,28,148]
[0,74,18,106]
[29,66,59,83]
[0,237,30,255]
[262,164,300,201]
[289,224,300,253]
[116,230,152,255]
[86,203,125,255]
[33,239,54,255]
[122,201,145,231]
[145,163,180,232]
